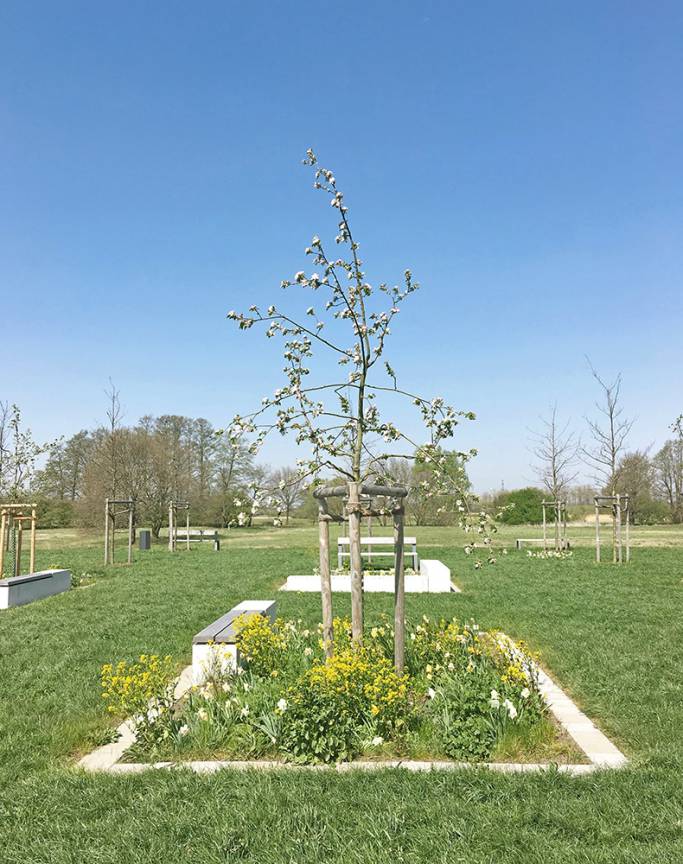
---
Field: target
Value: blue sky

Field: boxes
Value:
[1,1,681,491]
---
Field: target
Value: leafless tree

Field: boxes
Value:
[582,362,634,560]
[530,404,580,500]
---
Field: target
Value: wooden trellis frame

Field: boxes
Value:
[104,498,135,566]
[313,482,409,672]
[168,501,190,552]
[0,503,37,578]
[594,494,630,564]
[541,500,569,551]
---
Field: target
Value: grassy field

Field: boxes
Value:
[0,529,682,862]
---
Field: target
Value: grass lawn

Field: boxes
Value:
[0,528,682,862]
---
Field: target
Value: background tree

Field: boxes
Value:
[582,363,634,561]
[269,466,305,526]
[653,415,683,523]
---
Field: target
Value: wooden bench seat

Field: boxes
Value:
[337,536,419,570]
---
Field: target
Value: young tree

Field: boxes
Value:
[582,363,634,561]
[529,405,579,549]
[269,466,305,526]
[0,403,53,500]
[227,150,484,644]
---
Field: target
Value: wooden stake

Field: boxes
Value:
[0,510,6,577]
[15,519,23,578]
[127,503,134,565]
[616,495,622,564]
[595,500,600,563]
[29,506,36,573]
[168,503,174,552]
[625,497,631,563]
[104,499,110,565]
[318,513,333,658]
[393,508,405,674]
[542,503,547,551]
[347,481,364,645]
[186,507,190,552]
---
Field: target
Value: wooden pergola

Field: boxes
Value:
[314,481,409,672]
[0,503,37,578]
[104,498,135,566]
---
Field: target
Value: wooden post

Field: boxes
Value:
[347,481,364,645]
[595,500,600,563]
[542,503,547,551]
[127,503,134,565]
[625,497,631,563]
[616,495,622,564]
[186,507,190,552]
[393,507,405,674]
[15,518,23,578]
[168,503,174,552]
[104,499,110,565]
[0,509,6,577]
[319,513,333,658]
[29,506,36,574]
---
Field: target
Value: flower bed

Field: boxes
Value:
[101,616,581,765]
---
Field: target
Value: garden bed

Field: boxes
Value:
[81,614,627,773]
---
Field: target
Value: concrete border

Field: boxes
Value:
[79,639,628,776]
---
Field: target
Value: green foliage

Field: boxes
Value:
[496,487,546,524]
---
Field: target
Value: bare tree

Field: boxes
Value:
[530,405,580,500]
[269,466,305,526]
[582,362,634,560]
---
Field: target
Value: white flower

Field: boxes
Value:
[222,682,231,692]
[504,699,518,720]
[371,736,384,747]
[427,688,436,700]
[197,708,208,721]
[240,705,250,718]
[304,646,313,657]
[277,698,288,712]
[521,687,530,699]
[490,689,500,709]
[178,724,189,737]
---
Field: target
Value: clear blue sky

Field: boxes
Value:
[1,1,681,491]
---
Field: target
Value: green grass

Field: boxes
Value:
[0,532,682,862]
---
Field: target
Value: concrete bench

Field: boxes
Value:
[176,529,220,551]
[515,538,571,550]
[337,536,419,570]
[192,600,276,684]
[0,569,71,609]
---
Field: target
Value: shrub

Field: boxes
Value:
[496,487,545,524]
[100,654,178,747]
[279,647,413,763]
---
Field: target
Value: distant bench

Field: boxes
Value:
[337,536,419,571]
[191,599,276,684]
[175,529,220,551]
[515,538,571,550]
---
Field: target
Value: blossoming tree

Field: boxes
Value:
[228,150,489,667]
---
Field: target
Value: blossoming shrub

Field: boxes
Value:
[102,615,549,764]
